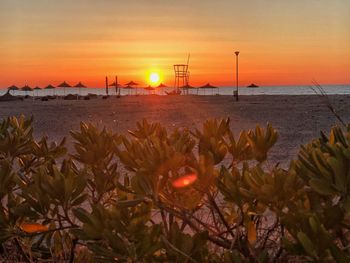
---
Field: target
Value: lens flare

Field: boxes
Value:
[172,173,197,188]
[20,223,48,233]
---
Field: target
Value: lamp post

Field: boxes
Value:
[234,51,240,101]
[105,76,109,96]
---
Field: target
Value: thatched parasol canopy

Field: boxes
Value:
[125,81,138,86]
[157,83,167,88]
[199,83,218,89]
[44,84,56,89]
[74,82,87,88]
[57,81,71,88]
[109,82,122,87]
[8,85,19,90]
[58,81,71,96]
[21,85,33,91]
[247,83,259,88]
[144,85,155,91]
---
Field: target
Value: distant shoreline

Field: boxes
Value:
[1,84,350,97]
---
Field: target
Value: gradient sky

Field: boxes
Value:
[0,0,349,87]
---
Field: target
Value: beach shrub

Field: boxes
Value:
[0,115,349,262]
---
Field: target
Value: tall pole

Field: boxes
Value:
[235,51,240,101]
[118,77,121,96]
[115,76,118,96]
[105,76,109,96]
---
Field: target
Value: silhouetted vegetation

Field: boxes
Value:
[1,116,350,262]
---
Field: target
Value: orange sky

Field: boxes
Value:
[0,0,349,87]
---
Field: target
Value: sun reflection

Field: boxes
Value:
[172,173,197,188]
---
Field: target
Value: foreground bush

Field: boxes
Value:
[0,115,350,262]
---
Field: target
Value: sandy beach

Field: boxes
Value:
[1,95,349,166]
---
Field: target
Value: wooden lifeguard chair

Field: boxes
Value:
[171,54,190,95]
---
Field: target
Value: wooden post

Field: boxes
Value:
[115,76,118,96]
[118,78,121,96]
[234,51,240,101]
[105,76,109,96]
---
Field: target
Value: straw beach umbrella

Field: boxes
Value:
[74,82,86,88]
[123,85,134,95]
[157,83,167,88]
[45,84,55,89]
[199,83,219,95]
[125,81,138,95]
[144,85,155,94]
[44,84,56,96]
[144,85,155,90]
[74,82,87,98]
[21,85,33,96]
[8,85,18,95]
[157,83,167,95]
[57,81,71,97]
[125,81,138,86]
[109,82,122,88]
[109,82,122,96]
[33,86,41,97]
[8,85,18,90]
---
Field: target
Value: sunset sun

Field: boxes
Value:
[149,72,160,85]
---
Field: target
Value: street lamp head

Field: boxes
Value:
[235,51,240,56]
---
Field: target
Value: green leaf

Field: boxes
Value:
[116,198,144,207]
[297,232,316,257]
[73,208,91,224]
[71,193,88,206]
[309,178,334,195]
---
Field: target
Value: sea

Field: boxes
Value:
[1,85,350,97]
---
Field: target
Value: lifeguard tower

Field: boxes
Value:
[171,54,190,95]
